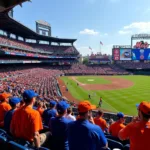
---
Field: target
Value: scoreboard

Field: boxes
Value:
[113,48,150,61]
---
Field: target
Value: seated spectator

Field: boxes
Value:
[65,107,76,121]
[43,100,57,126]
[94,110,108,131]
[119,101,150,150]
[4,97,21,134]
[109,112,125,137]
[10,90,50,148]
[49,101,71,150]
[68,101,108,150]
[36,102,45,117]
[0,92,12,127]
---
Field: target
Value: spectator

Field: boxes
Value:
[119,101,150,150]
[43,100,57,126]
[65,107,76,121]
[49,100,71,150]
[94,110,108,131]
[36,102,45,117]
[109,112,125,137]
[0,92,12,127]
[10,90,50,148]
[68,101,108,150]
[4,97,21,134]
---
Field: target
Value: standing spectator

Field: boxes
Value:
[94,110,108,132]
[109,112,125,137]
[68,101,108,150]
[0,92,11,127]
[119,101,150,150]
[43,100,57,126]
[4,97,21,134]
[65,107,76,121]
[10,90,50,148]
[49,101,71,150]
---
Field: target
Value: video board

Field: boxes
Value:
[132,49,150,60]
[120,49,132,60]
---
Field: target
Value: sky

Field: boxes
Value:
[13,0,150,56]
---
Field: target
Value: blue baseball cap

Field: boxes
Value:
[136,104,140,108]
[23,90,38,100]
[9,97,21,106]
[50,100,57,107]
[56,101,70,113]
[117,112,124,119]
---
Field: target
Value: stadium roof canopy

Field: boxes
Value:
[0,1,76,44]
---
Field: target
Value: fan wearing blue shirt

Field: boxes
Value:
[68,101,108,150]
[4,97,21,134]
[49,101,72,150]
[43,100,57,126]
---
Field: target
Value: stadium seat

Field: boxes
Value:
[0,135,7,149]
[107,138,124,150]
[8,141,29,150]
[124,144,130,150]
[106,135,130,145]
[0,128,6,136]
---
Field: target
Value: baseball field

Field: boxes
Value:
[58,75,150,116]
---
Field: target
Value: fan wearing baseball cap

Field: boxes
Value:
[4,97,21,134]
[49,100,72,150]
[0,92,12,127]
[10,90,50,148]
[43,100,57,126]
[68,101,107,150]
[109,112,126,137]
[119,101,150,150]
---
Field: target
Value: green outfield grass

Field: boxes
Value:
[60,75,150,116]
[76,76,111,84]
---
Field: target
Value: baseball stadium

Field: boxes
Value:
[0,0,150,150]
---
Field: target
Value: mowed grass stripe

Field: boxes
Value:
[61,76,150,116]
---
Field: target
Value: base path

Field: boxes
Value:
[57,78,79,103]
[70,76,134,90]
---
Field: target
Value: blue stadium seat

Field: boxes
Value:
[124,144,130,150]
[106,135,130,145]
[107,138,124,150]
[0,135,7,149]
[0,128,6,136]
[8,141,29,150]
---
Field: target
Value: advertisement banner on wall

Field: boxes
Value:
[113,49,120,60]
[120,49,131,60]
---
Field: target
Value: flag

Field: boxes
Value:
[100,41,103,45]
[89,47,92,50]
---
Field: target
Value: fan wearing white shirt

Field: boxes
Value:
[65,107,76,121]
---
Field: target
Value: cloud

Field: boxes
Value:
[118,30,132,35]
[118,22,150,35]
[79,29,99,35]
[104,33,108,36]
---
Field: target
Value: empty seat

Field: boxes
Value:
[107,138,124,150]
[8,141,29,150]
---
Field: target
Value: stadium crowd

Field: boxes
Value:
[0,65,149,150]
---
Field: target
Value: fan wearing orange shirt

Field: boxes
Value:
[0,92,12,127]
[36,102,46,117]
[10,90,51,148]
[119,101,150,150]
[94,110,108,132]
[109,112,125,137]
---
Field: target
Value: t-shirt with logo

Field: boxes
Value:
[68,119,107,150]
[49,116,72,150]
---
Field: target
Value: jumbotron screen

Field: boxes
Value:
[113,48,150,61]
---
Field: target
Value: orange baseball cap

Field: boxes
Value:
[78,101,96,113]
[0,93,11,101]
[139,101,150,115]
